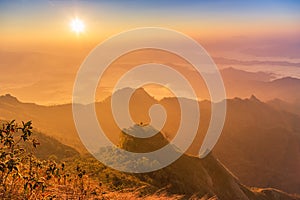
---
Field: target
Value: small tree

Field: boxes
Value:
[0,120,99,199]
[0,120,45,198]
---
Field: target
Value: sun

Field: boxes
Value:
[70,18,85,34]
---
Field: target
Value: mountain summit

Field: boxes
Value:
[115,125,300,200]
[120,124,169,153]
[0,94,20,104]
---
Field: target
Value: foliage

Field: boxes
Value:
[0,120,99,199]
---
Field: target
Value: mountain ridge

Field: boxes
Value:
[0,89,299,194]
[2,67,300,105]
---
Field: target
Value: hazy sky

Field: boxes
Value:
[1,0,300,49]
[0,0,300,104]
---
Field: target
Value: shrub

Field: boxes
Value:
[0,120,98,199]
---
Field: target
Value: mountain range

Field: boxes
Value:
[220,67,300,102]
[0,87,299,194]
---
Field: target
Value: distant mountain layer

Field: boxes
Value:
[214,57,300,68]
[267,98,300,116]
[0,87,299,194]
[2,67,300,104]
[220,67,300,102]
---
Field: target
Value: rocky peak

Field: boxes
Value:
[0,94,19,104]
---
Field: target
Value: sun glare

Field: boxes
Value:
[70,18,85,34]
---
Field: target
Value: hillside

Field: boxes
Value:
[213,97,300,193]
[25,130,79,161]
[0,94,82,151]
[94,124,299,200]
[160,95,300,194]
[0,119,79,161]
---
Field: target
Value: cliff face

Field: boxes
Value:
[118,125,299,200]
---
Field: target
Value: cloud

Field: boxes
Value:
[214,57,300,67]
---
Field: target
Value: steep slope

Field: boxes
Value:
[105,125,299,200]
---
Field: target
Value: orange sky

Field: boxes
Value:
[0,1,300,104]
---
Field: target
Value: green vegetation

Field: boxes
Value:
[0,120,99,199]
